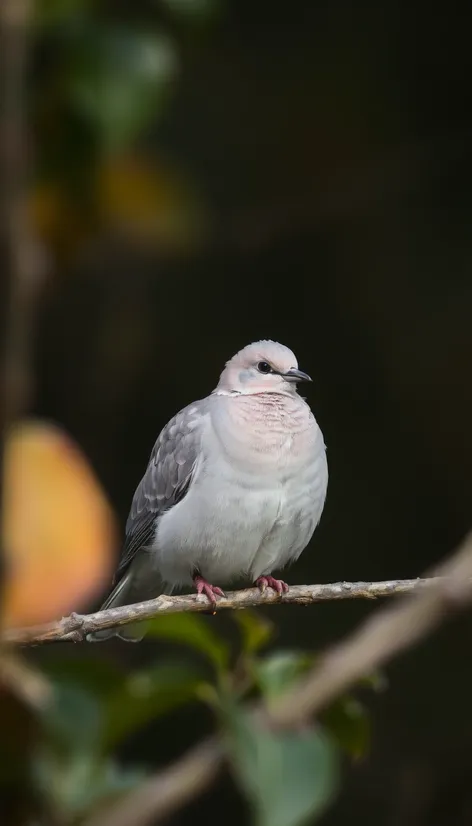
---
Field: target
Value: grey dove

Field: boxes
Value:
[90,341,328,641]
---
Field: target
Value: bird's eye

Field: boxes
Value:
[257,361,272,374]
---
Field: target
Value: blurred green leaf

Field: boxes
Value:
[145,613,229,670]
[253,651,314,702]
[41,660,204,754]
[225,706,338,826]
[33,661,203,815]
[80,758,144,808]
[233,609,274,654]
[34,749,144,817]
[67,25,178,151]
[320,697,370,760]
[40,681,102,755]
[253,651,371,758]
[102,663,204,749]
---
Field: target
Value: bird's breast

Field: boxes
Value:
[209,393,321,479]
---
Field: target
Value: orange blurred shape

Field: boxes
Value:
[2,421,116,629]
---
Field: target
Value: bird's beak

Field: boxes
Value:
[282,368,312,383]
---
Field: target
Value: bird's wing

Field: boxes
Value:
[115,398,208,581]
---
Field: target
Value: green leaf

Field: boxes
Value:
[253,651,314,702]
[80,758,144,808]
[226,706,338,826]
[40,659,204,755]
[320,697,370,760]
[145,613,229,670]
[33,749,144,817]
[102,663,203,749]
[40,681,102,754]
[233,610,274,654]
[34,662,202,815]
[254,651,371,759]
[67,25,178,151]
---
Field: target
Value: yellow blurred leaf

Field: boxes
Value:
[97,153,207,251]
[28,153,208,263]
[2,421,116,629]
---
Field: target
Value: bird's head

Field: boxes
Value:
[214,340,312,396]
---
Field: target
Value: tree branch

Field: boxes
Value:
[1,575,461,645]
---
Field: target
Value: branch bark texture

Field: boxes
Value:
[2,575,461,645]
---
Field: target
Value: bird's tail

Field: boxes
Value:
[87,567,161,643]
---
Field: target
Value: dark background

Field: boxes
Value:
[15,1,472,823]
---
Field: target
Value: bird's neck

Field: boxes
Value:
[232,392,306,431]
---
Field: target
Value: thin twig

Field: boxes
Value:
[81,534,472,826]
[0,651,51,708]
[1,575,461,645]
[83,738,223,826]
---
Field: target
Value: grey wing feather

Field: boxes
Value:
[115,399,207,581]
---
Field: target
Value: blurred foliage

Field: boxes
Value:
[63,26,176,152]
[251,649,372,761]
[1,602,379,825]
[28,0,213,264]
[225,704,338,826]
[232,608,275,654]
[145,611,230,672]
[27,658,204,819]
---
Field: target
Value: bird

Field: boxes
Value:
[90,340,328,641]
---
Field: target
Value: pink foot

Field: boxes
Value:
[255,576,289,595]
[193,575,225,606]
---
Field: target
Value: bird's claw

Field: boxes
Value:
[193,576,225,606]
[255,576,289,595]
